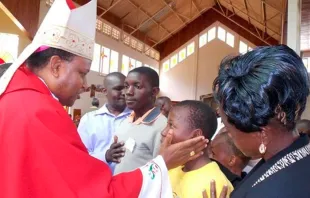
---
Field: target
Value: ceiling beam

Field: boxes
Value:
[156,5,279,60]
[98,0,123,17]
[218,0,281,37]
[126,0,172,35]
[262,0,267,34]
[161,0,187,25]
[74,0,156,46]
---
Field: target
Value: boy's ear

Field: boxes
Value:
[228,155,237,167]
[193,129,203,138]
[152,87,160,97]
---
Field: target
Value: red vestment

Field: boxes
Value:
[0,66,144,198]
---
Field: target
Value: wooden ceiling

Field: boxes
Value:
[74,0,287,49]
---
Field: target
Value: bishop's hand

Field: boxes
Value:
[159,129,208,170]
[105,136,125,163]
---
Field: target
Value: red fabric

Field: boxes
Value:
[66,0,76,10]
[0,65,143,198]
[0,58,5,64]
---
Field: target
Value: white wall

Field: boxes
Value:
[160,22,254,101]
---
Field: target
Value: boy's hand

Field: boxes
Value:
[202,180,228,198]
[105,136,125,163]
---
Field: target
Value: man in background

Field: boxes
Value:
[78,72,131,171]
[296,119,310,136]
[155,96,172,118]
[209,130,250,187]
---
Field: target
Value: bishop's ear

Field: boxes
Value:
[49,55,63,78]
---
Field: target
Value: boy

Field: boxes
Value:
[162,100,233,198]
[114,67,167,174]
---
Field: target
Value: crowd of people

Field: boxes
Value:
[1,0,310,197]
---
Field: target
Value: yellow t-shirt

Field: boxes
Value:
[169,162,234,198]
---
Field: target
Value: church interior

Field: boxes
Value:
[2,0,309,121]
[2,0,310,197]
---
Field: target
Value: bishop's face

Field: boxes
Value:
[48,55,91,107]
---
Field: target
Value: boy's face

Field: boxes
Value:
[124,72,156,111]
[161,107,195,144]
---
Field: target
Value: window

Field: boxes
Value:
[0,33,19,63]
[163,60,170,72]
[130,58,136,70]
[102,23,112,35]
[136,61,142,67]
[111,28,120,40]
[217,27,226,42]
[248,46,253,51]
[303,58,308,67]
[170,54,178,68]
[208,27,216,42]
[179,48,186,62]
[303,58,310,72]
[239,41,248,54]
[121,55,130,75]
[96,19,103,31]
[131,39,137,49]
[199,33,207,48]
[155,52,160,61]
[145,47,150,56]
[90,43,101,72]
[100,47,110,75]
[150,50,155,59]
[137,42,143,52]
[226,32,234,47]
[110,50,119,72]
[187,42,195,56]
[123,34,130,45]
[144,64,150,67]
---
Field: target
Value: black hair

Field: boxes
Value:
[156,96,171,104]
[91,97,99,108]
[25,47,76,70]
[216,132,251,163]
[128,66,159,87]
[174,100,217,140]
[213,45,310,133]
[0,63,12,77]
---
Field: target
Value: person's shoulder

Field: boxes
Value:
[203,162,234,187]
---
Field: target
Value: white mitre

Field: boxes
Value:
[0,0,97,95]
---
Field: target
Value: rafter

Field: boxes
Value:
[98,0,123,17]
[262,0,267,34]
[161,0,187,25]
[126,0,172,36]
[212,5,273,45]
[217,0,281,37]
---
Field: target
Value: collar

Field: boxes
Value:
[128,107,161,125]
[38,77,59,101]
[95,104,132,116]
[4,65,53,98]
[212,159,242,182]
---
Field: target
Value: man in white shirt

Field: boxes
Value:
[78,72,131,171]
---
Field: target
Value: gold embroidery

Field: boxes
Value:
[34,25,94,60]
